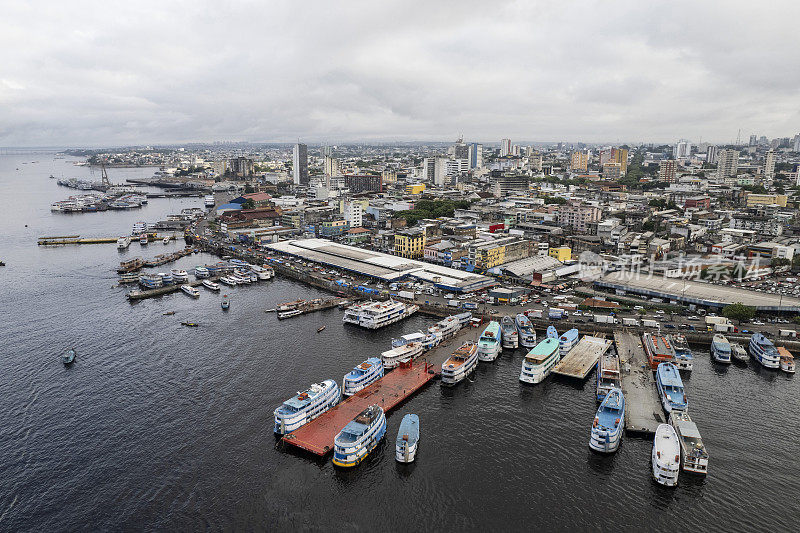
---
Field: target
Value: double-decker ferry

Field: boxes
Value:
[669,411,709,475]
[441,342,479,386]
[476,321,502,362]
[652,424,680,487]
[749,333,780,369]
[777,347,795,373]
[669,334,694,371]
[711,334,732,364]
[332,404,387,468]
[273,380,341,434]
[559,328,579,357]
[391,332,426,349]
[596,351,621,402]
[519,337,560,384]
[342,300,418,329]
[589,388,625,453]
[381,342,423,369]
[343,357,384,396]
[500,316,519,349]
[430,315,460,340]
[515,314,537,348]
[656,362,688,414]
[642,332,676,370]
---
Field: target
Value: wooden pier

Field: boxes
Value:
[282,360,436,456]
[38,235,119,245]
[126,277,219,300]
[270,297,350,319]
[552,336,612,379]
[614,331,665,436]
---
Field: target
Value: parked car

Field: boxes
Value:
[665,324,676,329]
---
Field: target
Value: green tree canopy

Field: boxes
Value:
[722,302,756,324]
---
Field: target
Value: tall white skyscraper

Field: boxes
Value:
[674,139,692,159]
[500,138,512,157]
[293,143,308,185]
[764,149,776,182]
[706,145,718,164]
[716,149,739,182]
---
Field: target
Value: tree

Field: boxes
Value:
[722,302,756,324]
[241,199,255,210]
[244,183,255,194]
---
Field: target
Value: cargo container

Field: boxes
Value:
[779,329,798,338]
[622,318,640,327]
[526,309,543,319]
[397,290,415,300]
[593,315,618,325]
[642,319,660,328]
[705,316,731,326]
[448,299,460,308]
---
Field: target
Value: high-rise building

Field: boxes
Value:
[512,144,521,157]
[500,138,512,157]
[343,174,382,194]
[489,172,529,197]
[293,143,308,185]
[423,157,449,186]
[749,135,758,146]
[674,140,691,159]
[570,151,589,171]
[764,149,776,182]
[342,201,363,228]
[324,156,341,176]
[599,148,628,174]
[793,134,800,152]
[706,145,718,164]
[452,138,469,160]
[716,149,739,181]
[659,160,677,183]
[468,143,483,169]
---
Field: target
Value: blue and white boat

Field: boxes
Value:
[589,388,625,453]
[171,269,189,283]
[515,314,537,348]
[519,337,560,384]
[559,328,579,356]
[194,266,210,278]
[273,380,341,434]
[711,334,732,364]
[454,312,472,326]
[477,321,502,361]
[391,332,427,349]
[546,326,559,339]
[343,357,384,396]
[441,342,479,386]
[655,363,688,414]
[138,274,162,289]
[423,329,442,350]
[670,334,694,371]
[749,332,780,369]
[395,413,420,463]
[652,423,680,487]
[158,272,173,285]
[332,404,387,468]
[62,348,76,365]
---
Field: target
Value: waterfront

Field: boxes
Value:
[1,155,800,531]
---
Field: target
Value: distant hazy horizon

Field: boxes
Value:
[2,1,799,147]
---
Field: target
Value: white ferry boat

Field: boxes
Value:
[730,342,748,364]
[423,329,442,350]
[441,342,479,386]
[343,357,384,396]
[220,276,237,286]
[391,332,426,349]
[656,363,688,413]
[519,337,560,384]
[395,414,420,463]
[249,264,272,280]
[332,404,387,468]
[500,316,519,349]
[202,280,219,291]
[669,411,709,475]
[670,334,694,371]
[596,351,621,402]
[559,328,579,357]
[180,284,200,298]
[589,388,625,454]
[194,266,210,278]
[749,333,780,369]
[381,342,423,369]
[652,423,680,487]
[476,321,502,361]
[273,380,341,434]
[204,194,216,208]
[430,315,460,340]
[342,300,419,329]
[454,312,472,326]
[116,236,131,249]
[171,269,189,283]
[515,313,537,348]
[711,334,732,364]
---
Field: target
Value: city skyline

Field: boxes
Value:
[1,1,799,147]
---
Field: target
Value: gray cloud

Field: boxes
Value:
[1,0,799,146]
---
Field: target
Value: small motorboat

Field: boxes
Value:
[181,321,199,327]
[62,349,76,365]
[317,325,326,333]
[202,280,220,291]
[163,235,170,244]
[180,284,200,298]
[221,295,230,310]
[163,311,176,316]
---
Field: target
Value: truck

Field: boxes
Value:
[593,315,618,325]
[448,299,460,308]
[397,290,415,300]
[526,309,543,319]
[622,317,641,327]
[548,308,566,320]
[713,323,737,333]
[705,316,732,327]
[462,302,478,310]
[642,319,660,328]
[779,329,798,338]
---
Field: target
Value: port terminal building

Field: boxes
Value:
[265,238,496,293]
[595,271,800,312]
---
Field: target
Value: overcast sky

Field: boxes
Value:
[1,0,799,147]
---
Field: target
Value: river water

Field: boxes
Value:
[0,153,798,531]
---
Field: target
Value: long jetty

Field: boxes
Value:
[282,324,480,457]
[38,235,119,245]
[553,336,612,379]
[126,277,219,300]
[614,331,665,436]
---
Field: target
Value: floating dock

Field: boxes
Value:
[270,297,350,319]
[38,235,119,245]
[614,331,665,436]
[552,336,612,379]
[126,277,219,300]
[282,361,436,456]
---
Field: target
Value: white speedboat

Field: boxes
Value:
[116,236,131,249]
[180,284,200,298]
[652,423,680,487]
[163,235,171,244]
[202,280,220,291]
